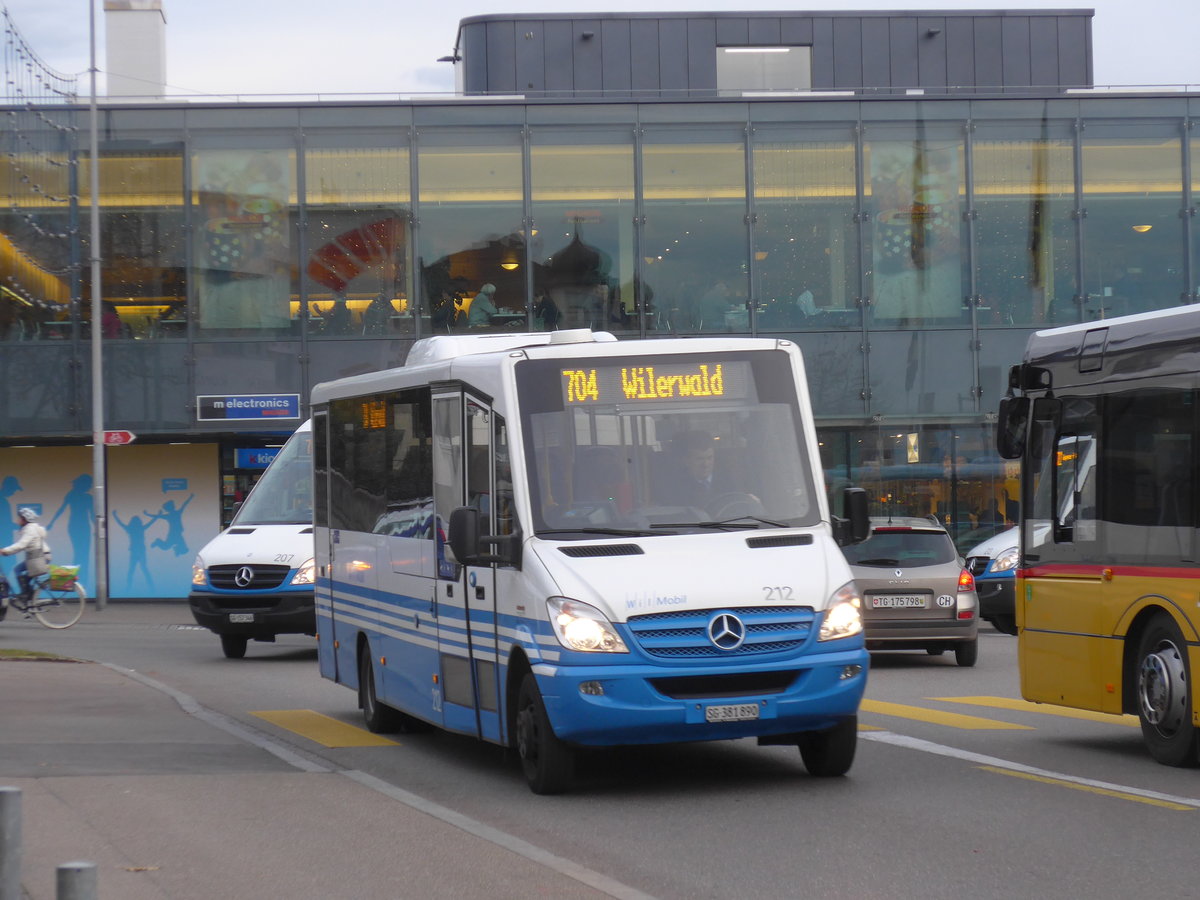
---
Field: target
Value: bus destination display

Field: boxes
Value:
[561,360,752,405]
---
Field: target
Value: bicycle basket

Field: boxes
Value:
[48,565,79,590]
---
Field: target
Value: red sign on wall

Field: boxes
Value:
[103,430,137,446]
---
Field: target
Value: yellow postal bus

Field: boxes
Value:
[997,305,1200,766]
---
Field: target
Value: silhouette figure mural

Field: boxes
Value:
[145,494,195,557]
[47,473,94,588]
[111,510,155,592]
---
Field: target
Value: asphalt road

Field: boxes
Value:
[3,603,1197,900]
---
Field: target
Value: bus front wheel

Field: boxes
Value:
[515,673,575,794]
[798,716,857,777]
[1136,615,1200,767]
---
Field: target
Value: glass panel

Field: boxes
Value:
[864,123,968,329]
[191,142,299,339]
[641,126,749,335]
[417,129,525,332]
[1193,126,1200,302]
[304,133,412,339]
[752,126,859,331]
[973,124,1077,326]
[0,107,76,342]
[1081,124,1184,319]
[530,127,635,333]
[868,330,975,417]
[717,47,812,95]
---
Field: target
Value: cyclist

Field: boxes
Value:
[1,507,51,606]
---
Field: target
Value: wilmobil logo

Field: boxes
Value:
[626,592,688,611]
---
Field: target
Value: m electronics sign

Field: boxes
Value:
[197,394,301,422]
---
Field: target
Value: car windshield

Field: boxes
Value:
[232,428,312,526]
[843,529,958,567]
[516,349,820,537]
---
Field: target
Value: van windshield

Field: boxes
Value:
[232,428,312,526]
[516,349,820,536]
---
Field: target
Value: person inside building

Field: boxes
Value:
[0,507,50,604]
[467,283,499,327]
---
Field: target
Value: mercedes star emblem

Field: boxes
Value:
[234,566,254,588]
[707,613,746,650]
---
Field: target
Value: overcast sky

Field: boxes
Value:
[3,0,1198,98]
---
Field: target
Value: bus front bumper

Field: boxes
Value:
[536,645,868,747]
[188,588,316,638]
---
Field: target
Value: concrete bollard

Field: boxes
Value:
[0,787,20,900]
[56,861,97,900]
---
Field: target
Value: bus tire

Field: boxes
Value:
[515,673,574,794]
[1136,615,1200,767]
[798,716,857,777]
[359,650,404,734]
[954,639,978,668]
[220,634,248,659]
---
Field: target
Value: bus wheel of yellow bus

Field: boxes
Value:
[798,716,857,777]
[515,673,575,794]
[1136,616,1200,767]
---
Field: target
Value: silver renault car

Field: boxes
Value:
[842,516,979,667]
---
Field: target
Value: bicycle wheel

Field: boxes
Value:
[32,581,86,629]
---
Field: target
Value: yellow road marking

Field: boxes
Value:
[857,723,884,731]
[933,696,1139,727]
[978,766,1195,810]
[251,710,399,748]
[860,699,1032,730]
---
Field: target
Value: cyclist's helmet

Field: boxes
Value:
[17,507,37,522]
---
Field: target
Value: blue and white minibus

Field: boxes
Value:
[311,329,870,793]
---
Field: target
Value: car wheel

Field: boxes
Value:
[1136,615,1200,767]
[798,716,857,777]
[220,634,248,659]
[515,673,575,794]
[954,639,978,668]
[989,615,1018,636]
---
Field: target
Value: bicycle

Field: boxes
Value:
[0,565,87,629]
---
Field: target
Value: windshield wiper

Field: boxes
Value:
[650,516,788,531]
[852,557,900,566]
[537,527,661,538]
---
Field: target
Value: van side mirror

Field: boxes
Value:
[996,396,1030,460]
[833,486,870,547]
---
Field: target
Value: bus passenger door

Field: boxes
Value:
[432,390,503,740]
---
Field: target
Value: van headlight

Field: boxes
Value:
[991,547,1019,573]
[819,582,863,641]
[547,597,628,653]
[290,558,316,586]
[192,555,207,587]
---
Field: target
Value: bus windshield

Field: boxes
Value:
[232,427,313,526]
[516,349,820,535]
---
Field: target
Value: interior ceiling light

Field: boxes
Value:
[1132,224,1153,233]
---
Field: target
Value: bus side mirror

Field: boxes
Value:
[448,505,523,568]
[996,396,1030,460]
[833,486,870,547]
[448,506,481,564]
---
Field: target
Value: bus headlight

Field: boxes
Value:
[192,555,207,587]
[991,547,1019,573]
[290,558,316,586]
[819,582,863,641]
[547,597,628,653]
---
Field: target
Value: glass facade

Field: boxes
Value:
[3,94,1200,540]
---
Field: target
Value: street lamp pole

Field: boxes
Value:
[88,0,108,609]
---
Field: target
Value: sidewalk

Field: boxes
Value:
[0,605,626,900]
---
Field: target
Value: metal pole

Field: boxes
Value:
[0,787,21,900]
[55,861,97,900]
[88,0,108,609]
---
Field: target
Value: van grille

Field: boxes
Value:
[207,564,290,590]
[625,606,814,659]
